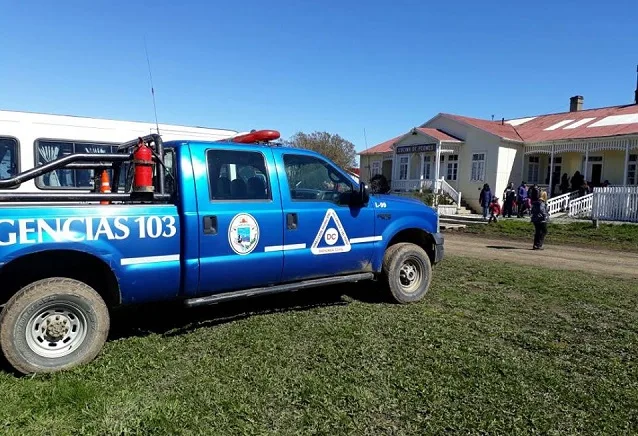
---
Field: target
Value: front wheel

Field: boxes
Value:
[382,243,433,304]
[0,278,110,375]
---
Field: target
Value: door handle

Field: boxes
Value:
[286,213,298,230]
[203,216,218,235]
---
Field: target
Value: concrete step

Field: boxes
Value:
[440,223,467,230]
[440,213,486,223]
[456,207,472,215]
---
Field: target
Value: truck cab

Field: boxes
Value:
[0,133,444,374]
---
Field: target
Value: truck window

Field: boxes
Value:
[283,154,353,202]
[207,149,271,200]
[35,139,119,189]
[0,137,19,181]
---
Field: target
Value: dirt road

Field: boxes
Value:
[444,233,638,279]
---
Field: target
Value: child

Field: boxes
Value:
[488,197,501,223]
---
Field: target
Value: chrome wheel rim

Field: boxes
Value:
[25,302,88,359]
[399,255,424,294]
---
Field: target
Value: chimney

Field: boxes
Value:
[570,95,584,112]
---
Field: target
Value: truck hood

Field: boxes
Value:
[371,194,437,215]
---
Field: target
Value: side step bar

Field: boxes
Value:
[184,272,375,308]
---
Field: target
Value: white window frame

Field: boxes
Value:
[422,155,431,180]
[470,152,486,182]
[398,156,409,180]
[371,161,381,177]
[627,154,637,186]
[446,154,458,181]
[527,156,540,184]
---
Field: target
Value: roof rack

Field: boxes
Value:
[0,134,171,203]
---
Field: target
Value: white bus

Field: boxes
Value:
[0,109,239,193]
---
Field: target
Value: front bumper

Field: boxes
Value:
[432,232,444,264]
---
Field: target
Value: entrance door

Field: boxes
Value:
[590,164,602,186]
[275,151,377,282]
[193,145,284,295]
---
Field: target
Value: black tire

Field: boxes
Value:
[0,277,110,375]
[382,243,433,304]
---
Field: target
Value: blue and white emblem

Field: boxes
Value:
[228,213,260,255]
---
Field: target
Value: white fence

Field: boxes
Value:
[592,187,638,222]
[567,193,593,218]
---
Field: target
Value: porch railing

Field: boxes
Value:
[391,179,434,192]
[547,191,579,215]
[567,193,593,218]
[390,177,462,206]
[439,178,462,206]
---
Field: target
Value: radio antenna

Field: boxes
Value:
[144,37,160,134]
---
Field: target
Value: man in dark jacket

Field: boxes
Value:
[531,191,550,250]
[502,182,516,218]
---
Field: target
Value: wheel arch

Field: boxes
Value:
[0,249,121,307]
[384,228,437,265]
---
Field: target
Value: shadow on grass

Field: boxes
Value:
[107,280,389,342]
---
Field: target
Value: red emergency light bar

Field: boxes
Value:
[230,129,280,144]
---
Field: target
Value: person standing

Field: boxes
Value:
[531,191,550,250]
[517,182,528,217]
[479,183,492,220]
[502,182,516,218]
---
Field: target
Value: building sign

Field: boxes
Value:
[395,143,436,154]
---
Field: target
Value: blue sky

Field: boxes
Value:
[1,0,637,158]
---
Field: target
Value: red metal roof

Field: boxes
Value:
[415,128,462,142]
[359,135,402,155]
[359,128,461,155]
[507,104,638,142]
[439,114,525,142]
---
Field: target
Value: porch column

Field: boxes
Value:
[548,146,555,197]
[392,150,398,188]
[521,153,526,182]
[419,152,424,192]
[583,144,589,181]
[623,141,630,186]
[434,143,441,193]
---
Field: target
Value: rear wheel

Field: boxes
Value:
[382,243,433,303]
[0,278,110,374]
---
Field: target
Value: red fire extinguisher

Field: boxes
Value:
[133,137,155,192]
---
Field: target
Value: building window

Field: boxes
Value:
[527,156,540,184]
[207,149,271,200]
[628,155,637,186]
[399,156,409,180]
[470,153,486,182]
[446,154,458,181]
[371,161,381,177]
[422,155,431,180]
[0,137,19,182]
[35,139,119,189]
[283,154,352,202]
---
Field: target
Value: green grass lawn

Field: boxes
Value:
[1,256,637,435]
[459,219,638,252]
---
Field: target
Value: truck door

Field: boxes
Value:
[274,151,377,282]
[193,145,284,294]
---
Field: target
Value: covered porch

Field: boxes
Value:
[523,136,638,197]
[388,127,464,204]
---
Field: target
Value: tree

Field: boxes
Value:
[285,131,357,170]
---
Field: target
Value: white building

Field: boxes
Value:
[359,95,638,212]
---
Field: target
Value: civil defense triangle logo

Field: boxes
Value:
[311,208,351,255]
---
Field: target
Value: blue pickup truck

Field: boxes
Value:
[0,133,443,374]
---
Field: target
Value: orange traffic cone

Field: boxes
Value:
[100,170,111,205]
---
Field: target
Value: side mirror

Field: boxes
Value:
[359,182,370,205]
